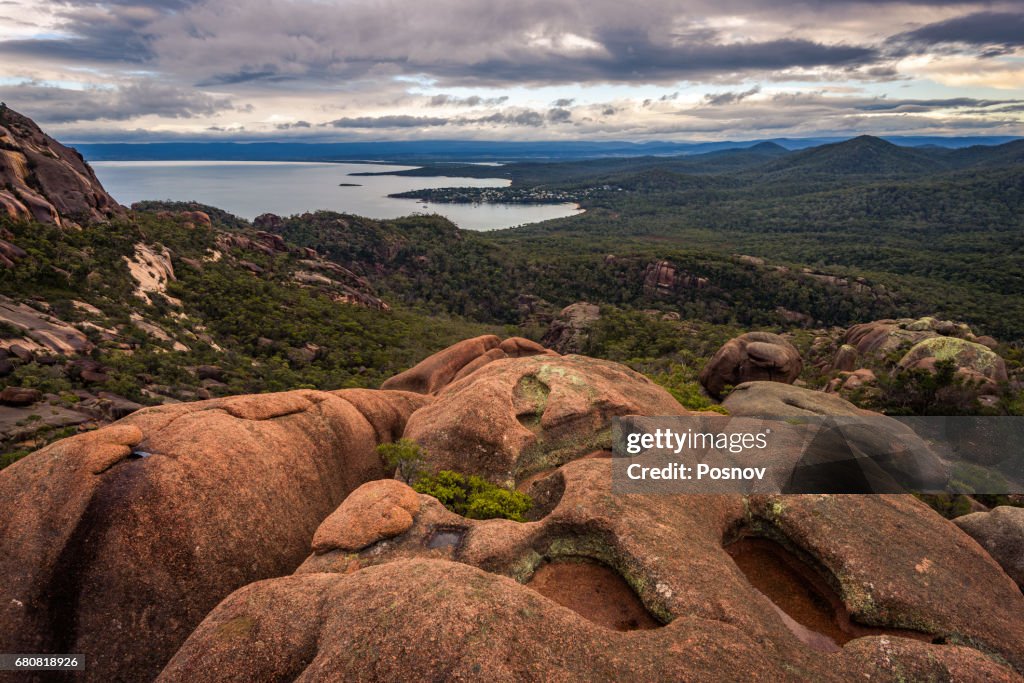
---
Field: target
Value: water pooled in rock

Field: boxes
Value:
[426,527,466,550]
[526,557,660,631]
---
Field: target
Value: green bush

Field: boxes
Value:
[950,462,1013,495]
[414,470,533,522]
[651,366,729,413]
[916,493,976,519]
[6,363,72,394]
[0,321,22,337]
[376,438,425,483]
[0,448,32,469]
[875,359,979,416]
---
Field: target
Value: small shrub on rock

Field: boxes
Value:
[414,470,533,522]
[876,359,979,415]
[376,438,425,483]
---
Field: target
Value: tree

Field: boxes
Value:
[376,438,425,483]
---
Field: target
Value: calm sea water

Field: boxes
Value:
[91,160,582,231]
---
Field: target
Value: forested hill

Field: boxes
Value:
[462,135,1024,341]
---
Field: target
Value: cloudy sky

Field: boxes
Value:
[1,0,1022,141]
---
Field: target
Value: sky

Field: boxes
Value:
[0,0,1022,142]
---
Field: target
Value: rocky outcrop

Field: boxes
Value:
[179,210,211,227]
[79,391,145,421]
[0,386,41,406]
[699,332,803,399]
[161,459,1024,682]
[954,506,1024,590]
[0,400,92,449]
[214,232,284,257]
[0,388,430,683]
[734,254,766,267]
[832,343,859,372]
[130,312,189,351]
[0,295,93,355]
[253,213,284,230]
[195,364,224,381]
[826,316,1009,395]
[124,243,180,307]
[800,269,883,297]
[841,316,987,363]
[0,105,123,226]
[212,230,390,311]
[643,260,709,296]
[292,259,390,311]
[825,368,877,394]
[774,307,814,327]
[723,381,948,492]
[541,302,600,354]
[311,479,421,554]
[898,336,1007,390]
[255,230,287,252]
[403,353,688,486]
[381,335,554,395]
[724,380,875,418]
[0,237,27,269]
[844,320,931,359]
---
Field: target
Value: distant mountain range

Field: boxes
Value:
[380,135,1024,187]
[748,135,1024,182]
[73,135,1023,163]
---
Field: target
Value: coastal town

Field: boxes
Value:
[390,184,622,204]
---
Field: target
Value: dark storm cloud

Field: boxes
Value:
[58,0,195,7]
[891,12,1024,53]
[314,107,573,130]
[423,30,879,85]
[762,92,1024,111]
[0,80,237,122]
[197,70,283,86]
[462,110,546,126]
[861,65,901,79]
[326,115,450,128]
[148,27,883,89]
[547,107,572,122]
[854,97,1020,112]
[0,36,150,62]
[704,85,761,106]
[0,2,174,63]
[427,94,509,107]
[0,16,38,28]
[638,90,1024,138]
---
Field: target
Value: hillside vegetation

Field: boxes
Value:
[3,108,1024,467]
